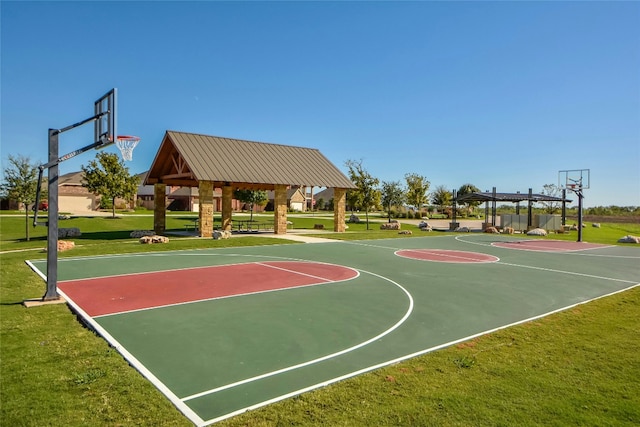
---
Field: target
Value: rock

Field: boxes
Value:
[130,230,155,238]
[527,228,547,236]
[618,235,640,244]
[139,235,169,244]
[398,230,412,235]
[592,223,601,228]
[503,227,515,234]
[418,221,432,231]
[380,222,401,230]
[58,228,81,238]
[484,226,500,234]
[455,226,471,233]
[348,214,360,223]
[44,240,75,252]
[313,224,325,230]
[213,230,231,240]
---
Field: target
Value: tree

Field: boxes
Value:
[457,183,481,216]
[345,159,380,230]
[0,155,40,241]
[540,183,562,214]
[233,189,268,221]
[431,185,452,213]
[404,173,430,217]
[81,152,139,218]
[380,180,405,222]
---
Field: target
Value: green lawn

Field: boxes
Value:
[1,212,639,426]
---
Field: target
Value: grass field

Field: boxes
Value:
[1,212,639,426]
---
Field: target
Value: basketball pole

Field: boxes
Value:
[577,189,584,243]
[36,113,113,301]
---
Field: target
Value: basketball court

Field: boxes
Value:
[27,234,640,426]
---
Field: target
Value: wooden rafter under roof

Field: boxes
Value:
[144,131,356,190]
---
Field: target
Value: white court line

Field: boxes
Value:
[495,261,638,284]
[181,268,414,403]
[256,261,334,282]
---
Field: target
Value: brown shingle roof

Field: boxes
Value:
[145,131,355,189]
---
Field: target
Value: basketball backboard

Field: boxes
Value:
[559,169,590,191]
[94,88,117,147]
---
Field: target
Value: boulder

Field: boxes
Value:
[139,235,169,244]
[348,214,361,223]
[44,240,75,252]
[502,227,515,234]
[592,223,601,228]
[380,222,401,230]
[484,226,500,234]
[455,226,471,233]
[418,221,432,231]
[398,230,412,235]
[213,230,232,240]
[618,235,640,244]
[527,228,547,236]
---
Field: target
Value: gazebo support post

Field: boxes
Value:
[222,185,233,232]
[333,188,346,232]
[273,185,288,234]
[153,183,166,235]
[199,181,214,237]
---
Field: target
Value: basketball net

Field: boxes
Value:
[115,135,140,161]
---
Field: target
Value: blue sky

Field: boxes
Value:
[2,1,639,207]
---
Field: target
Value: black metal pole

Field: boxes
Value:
[561,189,567,226]
[451,189,457,230]
[577,191,583,243]
[492,187,497,226]
[527,188,533,230]
[43,129,60,300]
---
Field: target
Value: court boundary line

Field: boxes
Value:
[200,281,640,426]
[36,274,208,426]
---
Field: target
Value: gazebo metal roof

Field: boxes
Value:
[144,131,356,190]
[457,191,571,204]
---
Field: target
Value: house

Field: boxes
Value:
[58,171,97,212]
[266,187,307,211]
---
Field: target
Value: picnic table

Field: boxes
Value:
[235,219,274,232]
[184,218,199,231]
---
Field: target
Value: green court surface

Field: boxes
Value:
[27,234,640,426]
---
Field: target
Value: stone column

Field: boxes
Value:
[199,181,214,238]
[333,188,346,232]
[273,184,288,235]
[153,183,166,235]
[222,185,233,231]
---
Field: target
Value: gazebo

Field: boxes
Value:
[144,131,356,237]
[456,187,572,229]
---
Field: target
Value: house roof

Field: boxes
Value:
[58,171,84,186]
[457,191,571,203]
[144,131,356,190]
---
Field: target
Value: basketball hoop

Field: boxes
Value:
[114,135,140,161]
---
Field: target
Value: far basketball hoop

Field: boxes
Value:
[115,135,140,161]
[558,169,590,243]
[559,169,590,192]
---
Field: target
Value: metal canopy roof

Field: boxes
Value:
[144,131,356,190]
[457,192,572,203]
